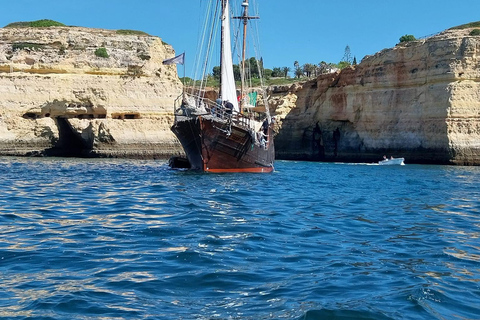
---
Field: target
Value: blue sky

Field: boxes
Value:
[2,0,480,77]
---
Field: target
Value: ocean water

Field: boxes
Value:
[0,157,479,320]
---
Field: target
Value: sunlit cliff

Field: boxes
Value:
[0,25,183,158]
[271,26,480,165]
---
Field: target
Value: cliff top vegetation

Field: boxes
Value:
[449,21,480,30]
[5,19,66,28]
[116,29,150,36]
[3,20,150,37]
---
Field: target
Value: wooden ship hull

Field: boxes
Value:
[171,113,274,173]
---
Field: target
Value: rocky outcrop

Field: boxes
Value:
[0,26,183,158]
[2,25,480,165]
[271,28,480,165]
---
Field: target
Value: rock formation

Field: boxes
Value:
[1,24,479,165]
[0,26,183,158]
[271,27,480,165]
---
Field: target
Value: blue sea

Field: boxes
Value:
[0,157,479,320]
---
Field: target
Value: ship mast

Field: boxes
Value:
[234,0,258,110]
[219,0,225,99]
[219,0,239,111]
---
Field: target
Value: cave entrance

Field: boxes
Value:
[44,117,95,157]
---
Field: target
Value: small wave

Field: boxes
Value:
[297,309,394,320]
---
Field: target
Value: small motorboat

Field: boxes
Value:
[379,157,405,165]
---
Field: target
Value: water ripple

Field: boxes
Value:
[0,158,479,319]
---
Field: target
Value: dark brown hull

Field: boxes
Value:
[171,115,274,173]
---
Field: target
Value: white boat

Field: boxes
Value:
[378,157,405,165]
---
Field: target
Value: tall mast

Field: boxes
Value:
[219,0,225,98]
[240,1,248,106]
[234,1,258,110]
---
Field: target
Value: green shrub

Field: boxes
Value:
[5,19,65,28]
[470,29,480,36]
[399,34,417,43]
[30,19,65,27]
[116,29,149,36]
[94,47,109,58]
[12,42,45,51]
[337,61,351,69]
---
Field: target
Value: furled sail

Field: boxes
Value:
[220,0,239,112]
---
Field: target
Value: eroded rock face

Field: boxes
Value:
[0,26,183,158]
[271,28,480,165]
[2,25,479,164]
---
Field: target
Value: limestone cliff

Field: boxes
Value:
[2,24,480,165]
[271,27,480,165]
[0,26,183,158]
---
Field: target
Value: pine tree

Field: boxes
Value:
[342,45,352,64]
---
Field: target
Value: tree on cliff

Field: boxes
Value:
[399,34,416,43]
[212,64,241,81]
[332,45,354,70]
[318,61,335,74]
[267,66,291,79]
[245,57,263,79]
[342,45,353,64]
[302,63,316,78]
[294,67,303,79]
[212,66,220,80]
[336,61,350,69]
[212,57,265,81]
[294,61,303,78]
[263,68,272,79]
[271,67,283,77]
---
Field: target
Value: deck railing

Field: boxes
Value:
[174,93,253,131]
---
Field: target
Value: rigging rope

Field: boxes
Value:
[190,0,269,116]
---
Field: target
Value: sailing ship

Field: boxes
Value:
[169,0,275,173]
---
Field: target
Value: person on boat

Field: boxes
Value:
[257,118,269,148]
[212,98,223,116]
[179,98,188,116]
[256,130,266,148]
[262,118,269,135]
[224,100,234,115]
[383,155,387,161]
